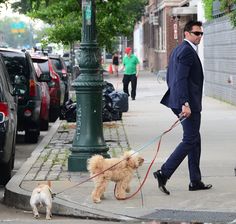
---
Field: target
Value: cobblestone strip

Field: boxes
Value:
[103,120,130,157]
[24,120,130,181]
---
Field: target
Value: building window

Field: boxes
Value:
[156,9,166,51]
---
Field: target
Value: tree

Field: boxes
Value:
[9,0,147,51]
[0,0,8,4]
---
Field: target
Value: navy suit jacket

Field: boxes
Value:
[160,41,204,112]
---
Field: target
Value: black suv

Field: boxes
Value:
[0,55,19,185]
[0,48,42,143]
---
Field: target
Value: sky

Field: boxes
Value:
[0,1,18,18]
[0,1,45,30]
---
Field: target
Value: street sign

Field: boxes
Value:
[83,0,92,25]
[10,21,26,33]
[173,23,178,40]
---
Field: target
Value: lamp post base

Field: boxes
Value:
[68,148,110,172]
[68,153,88,172]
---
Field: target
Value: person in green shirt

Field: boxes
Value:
[120,47,140,100]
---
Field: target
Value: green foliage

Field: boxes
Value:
[202,0,236,27]
[219,0,235,12]
[220,0,236,23]
[214,0,236,28]
[217,0,236,29]
[0,0,9,4]
[9,0,147,50]
[229,0,236,27]
[27,0,82,45]
[202,0,214,20]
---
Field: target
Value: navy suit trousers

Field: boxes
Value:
[161,110,202,183]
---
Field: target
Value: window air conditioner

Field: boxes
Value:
[153,16,159,25]
[149,13,154,24]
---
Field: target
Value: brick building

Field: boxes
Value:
[138,0,198,72]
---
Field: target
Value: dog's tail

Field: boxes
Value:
[87,154,104,173]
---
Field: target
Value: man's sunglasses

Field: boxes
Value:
[190,31,204,36]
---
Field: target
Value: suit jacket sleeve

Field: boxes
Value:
[175,47,194,105]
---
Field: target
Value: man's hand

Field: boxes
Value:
[181,104,191,117]
[136,64,140,78]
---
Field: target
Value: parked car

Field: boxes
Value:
[33,62,51,131]
[0,48,42,143]
[31,54,66,122]
[63,57,72,74]
[49,55,70,103]
[0,55,19,185]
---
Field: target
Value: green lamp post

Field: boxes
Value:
[68,0,109,171]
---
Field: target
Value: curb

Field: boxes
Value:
[4,119,62,210]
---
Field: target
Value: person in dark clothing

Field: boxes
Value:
[153,20,212,195]
[112,52,119,76]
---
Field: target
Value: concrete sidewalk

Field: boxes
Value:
[4,71,236,223]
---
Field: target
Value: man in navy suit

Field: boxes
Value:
[153,20,212,195]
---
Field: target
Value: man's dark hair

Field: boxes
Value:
[184,20,202,32]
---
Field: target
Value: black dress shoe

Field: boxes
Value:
[153,170,170,195]
[189,181,212,191]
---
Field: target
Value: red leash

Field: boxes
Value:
[55,117,184,197]
[114,117,185,200]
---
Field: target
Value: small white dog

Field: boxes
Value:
[30,181,54,220]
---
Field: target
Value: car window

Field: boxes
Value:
[26,53,37,80]
[32,59,50,76]
[50,58,63,71]
[0,61,13,95]
[0,72,4,99]
[0,60,13,93]
[33,63,42,79]
[0,52,28,83]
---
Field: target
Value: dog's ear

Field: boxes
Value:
[138,157,144,165]
[126,157,137,168]
[125,156,131,163]
[127,156,144,169]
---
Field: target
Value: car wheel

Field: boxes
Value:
[40,119,49,131]
[25,129,40,143]
[0,157,13,186]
